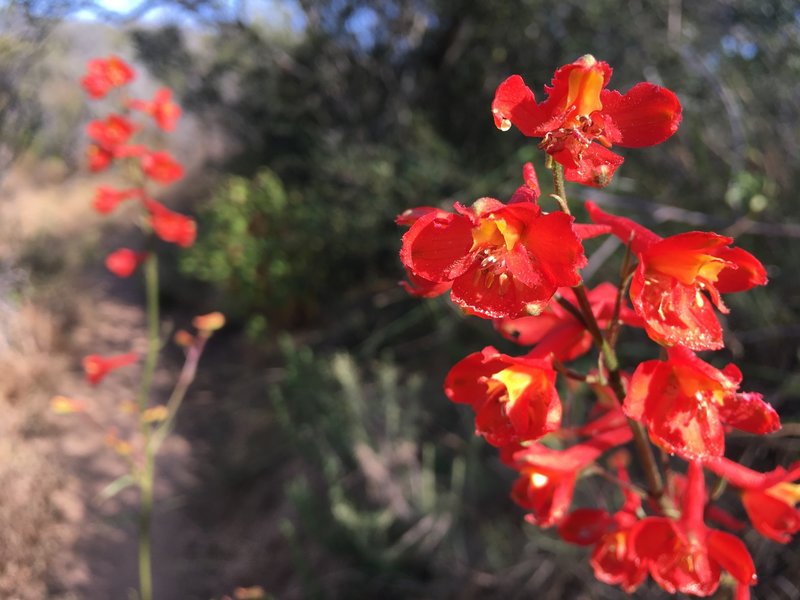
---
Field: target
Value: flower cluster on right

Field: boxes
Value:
[397,55,798,598]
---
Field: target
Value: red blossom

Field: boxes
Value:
[558,457,646,592]
[86,144,114,172]
[86,114,137,149]
[105,248,148,278]
[625,346,780,461]
[494,283,641,360]
[92,186,139,214]
[509,425,632,526]
[444,346,562,447]
[82,352,139,385]
[631,461,757,598]
[705,457,800,543]
[129,88,182,131]
[141,151,185,184]
[399,164,586,319]
[587,201,767,350]
[146,199,196,247]
[81,56,135,99]
[492,55,682,186]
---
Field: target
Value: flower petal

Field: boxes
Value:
[491,75,553,136]
[600,83,682,148]
[585,201,661,254]
[400,210,473,281]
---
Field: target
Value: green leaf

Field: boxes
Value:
[96,474,136,502]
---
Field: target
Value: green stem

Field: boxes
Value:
[137,255,160,416]
[136,254,160,600]
[550,162,666,506]
[138,450,154,600]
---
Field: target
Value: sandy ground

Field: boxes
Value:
[0,163,208,599]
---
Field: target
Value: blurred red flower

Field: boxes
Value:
[86,144,114,172]
[105,248,147,278]
[141,151,185,184]
[83,352,139,385]
[81,55,135,99]
[86,114,137,149]
[92,186,139,214]
[146,199,196,247]
[129,88,182,131]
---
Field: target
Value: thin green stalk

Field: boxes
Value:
[138,451,154,600]
[151,334,209,452]
[136,254,160,600]
[550,162,666,506]
[137,254,160,416]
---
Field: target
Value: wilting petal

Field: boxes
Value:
[562,143,625,188]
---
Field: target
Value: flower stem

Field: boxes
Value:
[550,162,666,506]
[136,253,160,600]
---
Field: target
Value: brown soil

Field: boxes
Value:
[0,163,231,600]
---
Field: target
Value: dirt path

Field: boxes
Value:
[0,164,205,599]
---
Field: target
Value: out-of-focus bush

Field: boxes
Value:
[180,169,307,325]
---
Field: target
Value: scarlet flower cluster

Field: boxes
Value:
[79,56,196,382]
[398,55,797,598]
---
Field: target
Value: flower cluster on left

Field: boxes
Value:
[53,56,221,600]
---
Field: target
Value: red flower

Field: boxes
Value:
[444,346,561,446]
[129,88,182,131]
[86,144,114,172]
[399,164,586,319]
[492,55,681,187]
[587,201,767,350]
[494,283,642,360]
[742,480,800,545]
[631,461,757,598]
[105,248,147,277]
[82,352,139,384]
[81,56,135,99]
[705,457,800,544]
[510,425,632,526]
[146,199,196,247]
[141,151,185,184]
[92,186,139,214]
[625,346,780,461]
[86,114,137,149]
[558,457,646,592]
